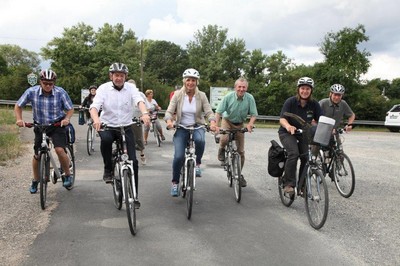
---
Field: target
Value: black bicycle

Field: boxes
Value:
[277,112,329,230]
[217,128,249,203]
[24,122,75,210]
[319,127,355,198]
[103,121,139,235]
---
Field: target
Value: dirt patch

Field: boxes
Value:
[0,144,57,266]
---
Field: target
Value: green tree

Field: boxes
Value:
[0,45,40,100]
[144,40,188,86]
[41,23,140,103]
[319,24,371,84]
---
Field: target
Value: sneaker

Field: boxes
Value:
[30,180,39,194]
[240,175,247,187]
[140,154,147,165]
[284,185,294,195]
[103,171,113,184]
[195,166,202,177]
[63,175,73,188]
[218,148,225,161]
[171,183,179,197]
[161,135,165,141]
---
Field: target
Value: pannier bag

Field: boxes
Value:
[268,140,286,177]
[78,110,85,125]
[66,123,75,144]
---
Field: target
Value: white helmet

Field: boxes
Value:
[182,68,200,79]
[297,77,314,89]
[330,84,345,94]
[40,69,57,81]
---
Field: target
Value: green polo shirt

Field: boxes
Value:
[216,91,258,123]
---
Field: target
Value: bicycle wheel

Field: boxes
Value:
[123,169,137,235]
[186,160,195,219]
[65,145,75,190]
[232,153,242,202]
[86,125,94,155]
[112,162,122,210]
[304,168,329,230]
[180,165,186,198]
[226,151,233,187]
[278,176,294,207]
[154,126,161,147]
[332,153,355,198]
[39,153,49,210]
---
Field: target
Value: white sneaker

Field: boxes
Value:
[140,155,147,165]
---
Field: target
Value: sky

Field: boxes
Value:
[1,0,400,81]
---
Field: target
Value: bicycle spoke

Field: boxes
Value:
[333,153,355,198]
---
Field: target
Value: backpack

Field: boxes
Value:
[66,123,75,144]
[268,140,286,177]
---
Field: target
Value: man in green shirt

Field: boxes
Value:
[215,77,258,187]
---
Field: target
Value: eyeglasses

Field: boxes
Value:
[42,81,54,87]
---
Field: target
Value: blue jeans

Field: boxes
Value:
[172,127,205,183]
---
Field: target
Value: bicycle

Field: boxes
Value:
[319,127,355,198]
[24,122,75,210]
[103,120,139,235]
[149,110,162,147]
[79,107,96,156]
[170,124,205,219]
[217,128,249,203]
[276,112,329,230]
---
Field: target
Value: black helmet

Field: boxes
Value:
[109,62,129,74]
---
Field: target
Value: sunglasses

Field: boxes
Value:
[42,81,54,86]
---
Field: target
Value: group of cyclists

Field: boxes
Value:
[14,62,354,206]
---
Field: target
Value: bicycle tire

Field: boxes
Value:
[65,145,75,190]
[124,169,137,235]
[304,168,329,230]
[180,165,186,198]
[278,176,294,207]
[232,153,242,202]
[154,125,161,147]
[39,153,49,210]
[226,151,233,187]
[186,160,195,219]
[112,162,122,210]
[333,153,355,198]
[86,125,94,155]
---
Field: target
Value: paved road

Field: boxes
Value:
[22,115,400,265]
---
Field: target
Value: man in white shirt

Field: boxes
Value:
[90,63,150,206]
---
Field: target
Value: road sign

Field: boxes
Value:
[27,73,37,86]
[210,87,234,109]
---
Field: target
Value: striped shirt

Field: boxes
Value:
[16,85,73,124]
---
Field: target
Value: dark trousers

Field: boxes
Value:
[279,132,308,188]
[99,127,139,193]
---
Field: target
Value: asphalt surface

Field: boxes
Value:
[21,114,400,266]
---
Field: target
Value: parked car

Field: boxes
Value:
[384,104,400,132]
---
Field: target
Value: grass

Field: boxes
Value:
[0,108,22,163]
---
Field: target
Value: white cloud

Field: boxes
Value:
[0,0,399,80]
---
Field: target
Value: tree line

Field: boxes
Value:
[0,23,399,121]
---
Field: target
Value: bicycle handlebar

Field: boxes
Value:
[22,121,62,128]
